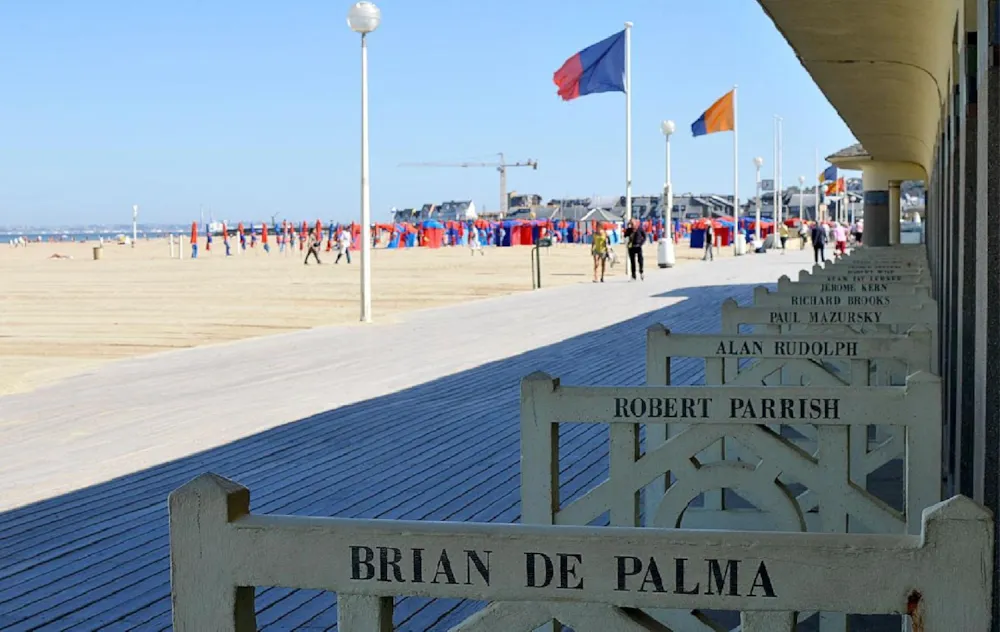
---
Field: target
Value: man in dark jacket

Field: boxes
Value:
[809,222,827,263]
[623,220,647,280]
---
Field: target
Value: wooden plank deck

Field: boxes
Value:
[0,251,820,630]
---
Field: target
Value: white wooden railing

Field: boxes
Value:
[518,370,942,631]
[169,473,992,631]
[642,324,935,534]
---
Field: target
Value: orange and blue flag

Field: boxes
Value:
[691,90,735,137]
[553,30,626,101]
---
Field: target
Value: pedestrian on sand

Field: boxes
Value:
[591,227,609,283]
[702,221,715,261]
[335,228,352,264]
[304,231,322,265]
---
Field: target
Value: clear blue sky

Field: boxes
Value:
[0,0,857,226]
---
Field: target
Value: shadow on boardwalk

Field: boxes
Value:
[0,281,897,632]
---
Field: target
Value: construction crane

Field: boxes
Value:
[399,152,538,217]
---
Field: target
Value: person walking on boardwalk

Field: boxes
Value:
[810,221,827,263]
[591,227,609,283]
[778,222,789,253]
[335,227,352,264]
[622,219,647,280]
[702,220,715,261]
[833,221,848,258]
[303,231,322,265]
[798,221,809,249]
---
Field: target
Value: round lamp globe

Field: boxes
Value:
[347,1,381,34]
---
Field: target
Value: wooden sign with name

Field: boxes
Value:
[752,286,932,310]
[169,474,992,630]
[777,275,926,294]
[645,324,931,368]
[797,270,929,285]
[519,371,937,426]
[721,298,938,328]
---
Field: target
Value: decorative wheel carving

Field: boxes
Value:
[652,459,806,532]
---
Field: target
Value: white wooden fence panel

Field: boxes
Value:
[169,473,993,631]
[643,325,932,530]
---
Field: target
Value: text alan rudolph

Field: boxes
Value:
[350,546,776,598]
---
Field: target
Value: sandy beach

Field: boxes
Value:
[0,237,730,395]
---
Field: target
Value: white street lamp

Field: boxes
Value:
[752,157,763,243]
[659,120,676,268]
[132,204,139,248]
[347,1,380,323]
[798,175,806,221]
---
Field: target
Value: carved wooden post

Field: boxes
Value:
[169,473,256,632]
[741,611,796,632]
[644,324,670,525]
[337,594,394,632]
[520,372,562,632]
[912,496,993,630]
[904,372,943,535]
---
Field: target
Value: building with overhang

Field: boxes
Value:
[758,0,1000,625]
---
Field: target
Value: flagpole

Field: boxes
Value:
[732,84,740,255]
[624,22,633,228]
[814,148,820,222]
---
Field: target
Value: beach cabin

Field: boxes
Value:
[688,217,733,248]
[421,220,445,248]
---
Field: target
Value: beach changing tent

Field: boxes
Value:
[421,220,445,248]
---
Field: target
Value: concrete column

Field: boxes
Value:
[948,79,962,497]
[957,30,979,498]
[862,186,890,247]
[973,0,1000,626]
[888,181,902,244]
[940,82,954,491]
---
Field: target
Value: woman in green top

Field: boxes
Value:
[591,228,608,283]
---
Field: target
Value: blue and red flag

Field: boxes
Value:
[691,90,735,137]
[553,30,626,101]
[819,164,838,182]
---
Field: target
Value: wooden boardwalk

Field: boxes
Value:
[0,251,817,630]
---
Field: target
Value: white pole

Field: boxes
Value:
[773,117,781,227]
[662,124,676,268]
[360,32,373,323]
[754,163,761,242]
[777,117,783,225]
[624,22,633,226]
[814,148,820,222]
[665,132,672,241]
[132,204,138,248]
[732,85,740,254]
[772,119,777,223]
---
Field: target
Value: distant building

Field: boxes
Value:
[508,192,542,208]
[669,194,734,221]
[391,200,476,223]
